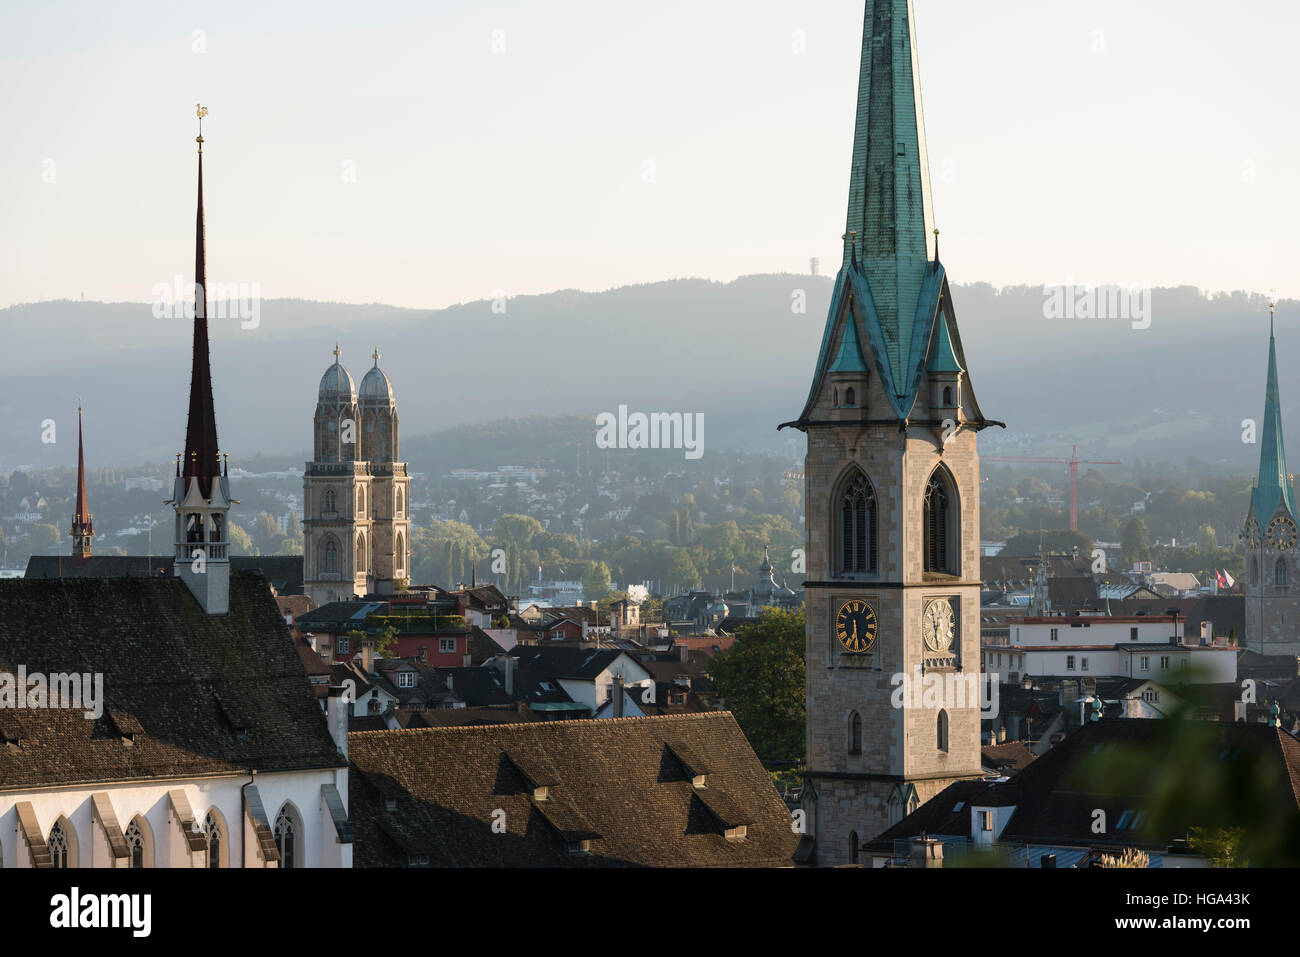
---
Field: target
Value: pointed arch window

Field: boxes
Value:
[125,817,150,869]
[396,532,406,571]
[356,487,365,514]
[323,489,336,514]
[838,472,877,575]
[274,806,299,869]
[322,536,339,574]
[396,487,404,517]
[49,819,73,868]
[924,469,958,574]
[848,711,862,755]
[849,831,860,865]
[844,387,857,408]
[205,811,224,869]
[356,533,367,574]
[1250,556,1259,586]
[937,710,949,752]
[1277,558,1288,589]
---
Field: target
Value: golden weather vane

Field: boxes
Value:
[196,104,208,149]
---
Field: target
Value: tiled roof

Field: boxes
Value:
[0,573,344,789]
[24,554,306,594]
[997,720,1300,850]
[873,720,1300,858]
[982,741,1037,773]
[348,712,798,867]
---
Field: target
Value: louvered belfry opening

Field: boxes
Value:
[924,472,952,573]
[840,472,877,575]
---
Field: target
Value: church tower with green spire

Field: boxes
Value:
[782,0,1002,865]
[1243,304,1300,655]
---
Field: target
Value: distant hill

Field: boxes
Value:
[0,277,1285,474]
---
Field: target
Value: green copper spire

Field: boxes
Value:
[843,0,936,278]
[1253,308,1297,524]
[785,1,966,428]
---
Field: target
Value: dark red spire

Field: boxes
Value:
[182,128,221,498]
[71,405,93,560]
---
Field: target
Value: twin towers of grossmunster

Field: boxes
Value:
[303,346,411,605]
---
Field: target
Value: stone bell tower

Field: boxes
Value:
[780,0,1003,866]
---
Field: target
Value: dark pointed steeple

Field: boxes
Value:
[1252,303,1296,523]
[70,403,94,560]
[182,105,221,498]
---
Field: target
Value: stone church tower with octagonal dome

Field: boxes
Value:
[303,346,409,605]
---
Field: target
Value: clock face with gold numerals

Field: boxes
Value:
[835,600,878,654]
[922,598,956,653]
[1267,516,1298,551]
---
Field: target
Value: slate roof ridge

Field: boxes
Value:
[348,710,735,738]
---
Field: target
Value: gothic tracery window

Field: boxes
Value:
[274,806,297,869]
[1277,558,1288,589]
[839,472,877,575]
[49,820,70,868]
[323,489,336,514]
[205,812,223,869]
[125,818,147,869]
[322,537,339,574]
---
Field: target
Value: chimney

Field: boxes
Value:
[326,685,349,758]
[504,655,515,696]
[679,642,689,663]
[613,674,625,718]
[359,641,375,675]
[417,646,427,662]
[909,835,943,869]
[997,726,1007,744]
[1061,680,1078,707]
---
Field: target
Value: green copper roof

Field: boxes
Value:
[844,0,935,387]
[789,0,946,424]
[829,312,869,373]
[1252,316,1297,523]
[926,311,963,373]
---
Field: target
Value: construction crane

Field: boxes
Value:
[983,445,1122,531]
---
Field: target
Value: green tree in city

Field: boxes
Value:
[582,561,612,602]
[1121,515,1151,565]
[708,608,805,765]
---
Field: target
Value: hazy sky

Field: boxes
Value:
[2,0,1297,311]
